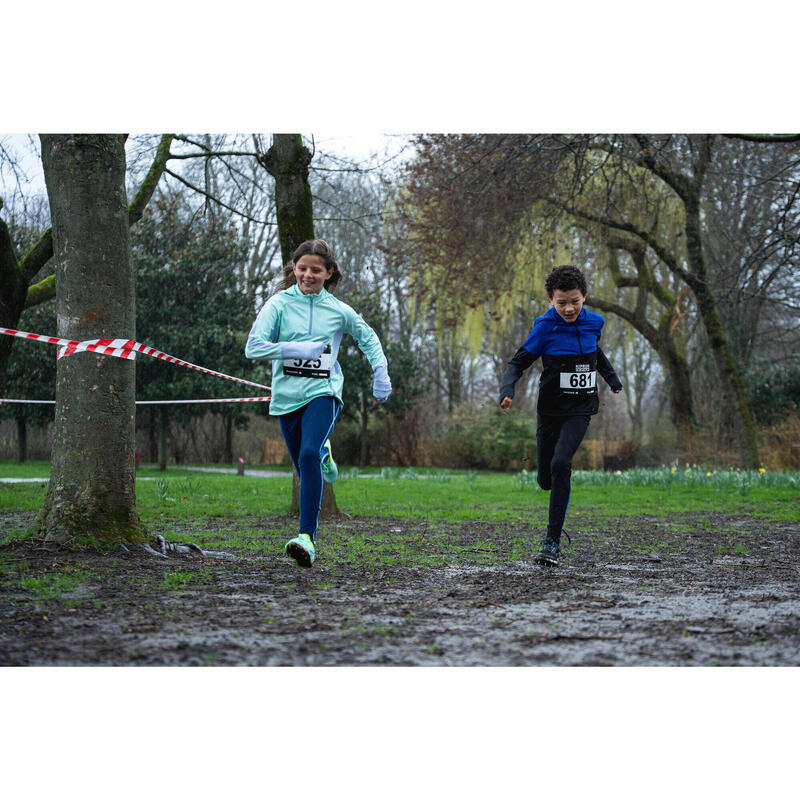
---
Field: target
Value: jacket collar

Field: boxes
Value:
[545,306,587,324]
[287,284,329,301]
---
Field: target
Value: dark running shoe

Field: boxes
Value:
[535,537,559,566]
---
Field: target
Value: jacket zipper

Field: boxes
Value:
[308,294,314,336]
[573,317,583,355]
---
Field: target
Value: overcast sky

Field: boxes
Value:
[0,133,413,204]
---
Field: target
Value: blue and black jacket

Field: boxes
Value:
[499,306,622,416]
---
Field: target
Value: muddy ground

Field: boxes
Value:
[1,510,799,666]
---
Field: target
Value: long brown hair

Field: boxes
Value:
[279,239,342,291]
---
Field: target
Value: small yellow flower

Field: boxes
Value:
[706,471,712,477]
[758,468,766,474]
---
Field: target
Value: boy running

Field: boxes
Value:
[499,265,622,566]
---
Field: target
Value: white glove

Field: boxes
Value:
[280,341,327,360]
[373,363,392,403]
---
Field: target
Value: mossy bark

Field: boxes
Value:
[0,203,29,393]
[38,134,147,547]
[261,134,315,265]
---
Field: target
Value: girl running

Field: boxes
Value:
[245,240,391,567]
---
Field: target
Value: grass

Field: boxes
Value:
[2,461,799,557]
[13,566,93,608]
[159,569,212,591]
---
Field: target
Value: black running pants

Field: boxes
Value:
[536,413,591,541]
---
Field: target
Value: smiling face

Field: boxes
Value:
[293,254,333,294]
[550,288,586,323]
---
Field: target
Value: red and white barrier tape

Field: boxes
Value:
[134,397,270,404]
[1,397,270,405]
[1,327,270,392]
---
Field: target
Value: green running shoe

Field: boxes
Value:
[285,533,315,568]
[534,536,559,566]
[321,439,338,483]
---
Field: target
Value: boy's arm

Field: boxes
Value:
[499,347,537,406]
[597,347,623,392]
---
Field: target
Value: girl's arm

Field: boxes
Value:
[245,298,326,362]
[346,309,391,402]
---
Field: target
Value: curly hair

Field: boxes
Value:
[544,265,587,298]
[279,239,342,291]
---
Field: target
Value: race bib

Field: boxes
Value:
[559,367,596,390]
[283,347,332,379]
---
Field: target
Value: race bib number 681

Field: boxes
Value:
[559,369,597,390]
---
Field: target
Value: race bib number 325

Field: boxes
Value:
[559,369,597,390]
[283,347,332,379]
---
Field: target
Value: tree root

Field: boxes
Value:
[138,534,236,560]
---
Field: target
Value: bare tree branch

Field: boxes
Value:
[724,134,800,143]
[549,197,695,287]
[164,168,277,227]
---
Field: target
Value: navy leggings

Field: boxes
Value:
[536,413,591,541]
[278,396,341,542]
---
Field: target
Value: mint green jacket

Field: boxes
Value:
[245,284,387,416]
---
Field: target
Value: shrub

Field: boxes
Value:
[435,404,536,471]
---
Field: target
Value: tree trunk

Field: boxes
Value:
[683,194,760,467]
[320,474,340,517]
[149,406,157,462]
[661,335,696,431]
[16,415,27,463]
[359,397,369,467]
[158,405,168,471]
[224,414,233,464]
[0,203,30,395]
[588,295,696,432]
[261,134,315,265]
[262,132,339,516]
[290,470,340,517]
[38,134,146,547]
[691,278,760,466]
